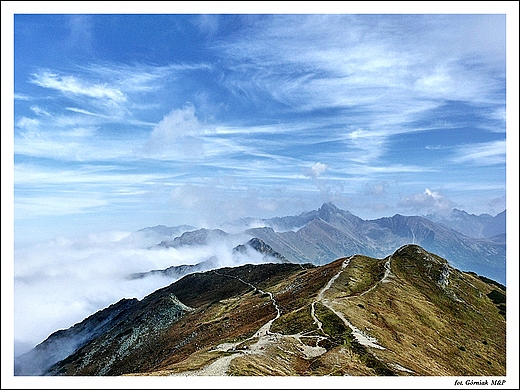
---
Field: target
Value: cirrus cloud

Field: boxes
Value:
[31,71,127,102]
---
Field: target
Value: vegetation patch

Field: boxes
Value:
[314,302,396,376]
[335,255,385,296]
[314,302,350,347]
[486,289,506,318]
[299,336,319,347]
[477,275,505,291]
[486,290,506,305]
[271,305,315,335]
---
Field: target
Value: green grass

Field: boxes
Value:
[335,255,386,296]
[271,305,315,335]
[314,302,396,376]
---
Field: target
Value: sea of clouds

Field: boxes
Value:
[13,225,269,357]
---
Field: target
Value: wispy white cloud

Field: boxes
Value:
[15,194,108,218]
[15,130,96,161]
[216,14,505,137]
[425,145,444,150]
[22,62,212,134]
[14,179,172,221]
[14,163,163,186]
[31,70,127,102]
[14,93,32,101]
[28,69,132,123]
[29,106,50,116]
[14,120,147,161]
[16,117,40,130]
[212,122,311,136]
[344,129,389,164]
[14,161,201,222]
[64,107,110,118]
[334,164,431,176]
[62,107,157,127]
[399,188,456,215]
[85,62,212,80]
[364,181,389,197]
[80,62,212,100]
[452,140,506,166]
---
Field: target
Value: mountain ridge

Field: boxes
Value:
[15,244,506,377]
[146,203,505,284]
[239,204,506,283]
[130,238,289,280]
[424,208,506,239]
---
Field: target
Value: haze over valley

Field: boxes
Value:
[14,203,506,359]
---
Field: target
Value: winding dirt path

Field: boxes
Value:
[311,256,352,331]
[172,255,394,375]
[312,255,386,350]
[360,254,393,297]
[212,271,281,337]
[172,270,322,376]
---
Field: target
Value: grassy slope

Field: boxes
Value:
[326,245,506,376]
[49,246,506,376]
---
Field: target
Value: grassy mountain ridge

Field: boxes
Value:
[16,244,505,377]
[242,203,506,284]
[151,203,505,284]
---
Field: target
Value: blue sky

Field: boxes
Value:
[5,5,516,248]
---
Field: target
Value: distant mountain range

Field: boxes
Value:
[149,203,506,284]
[14,203,507,377]
[137,224,197,238]
[15,244,506,376]
[424,209,506,239]
[130,237,289,281]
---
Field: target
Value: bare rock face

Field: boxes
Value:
[233,237,289,263]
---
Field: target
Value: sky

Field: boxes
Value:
[7,9,514,245]
[2,2,519,387]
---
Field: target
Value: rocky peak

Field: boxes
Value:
[317,202,340,218]
[233,237,289,263]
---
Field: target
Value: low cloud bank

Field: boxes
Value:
[14,226,269,357]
